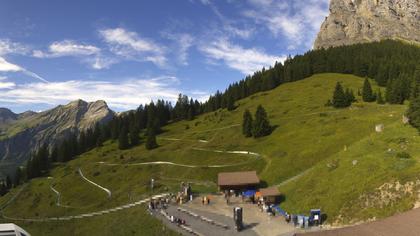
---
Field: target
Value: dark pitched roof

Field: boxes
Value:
[260,187,280,197]
[217,171,260,187]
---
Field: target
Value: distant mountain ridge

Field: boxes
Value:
[0,108,18,126]
[314,0,420,49]
[0,100,115,175]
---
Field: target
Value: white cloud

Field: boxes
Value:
[242,0,329,49]
[86,56,117,70]
[190,0,211,5]
[99,27,167,67]
[200,39,285,75]
[32,40,115,70]
[0,39,29,56]
[177,34,194,66]
[32,40,100,58]
[0,57,49,83]
[0,81,15,89]
[0,76,185,110]
[0,39,48,82]
[162,31,194,66]
[224,25,255,39]
[0,57,22,72]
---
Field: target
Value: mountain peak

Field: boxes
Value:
[67,99,88,107]
[314,0,420,49]
[0,108,17,124]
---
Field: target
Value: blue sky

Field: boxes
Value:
[0,0,329,113]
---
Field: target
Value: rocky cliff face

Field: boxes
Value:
[314,0,420,49]
[0,100,114,170]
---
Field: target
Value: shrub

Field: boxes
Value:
[396,152,411,159]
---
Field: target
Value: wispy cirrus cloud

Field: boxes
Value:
[32,40,100,58]
[0,39,49,82]
[0,76,15,89]
[99,27,167,67]
[200,39,285,75]
[32,40,116,70]
[0,76,184,110]
[0,39,29,55]
[242,0,329,49]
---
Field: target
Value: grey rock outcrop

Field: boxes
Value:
[314,0,420,49]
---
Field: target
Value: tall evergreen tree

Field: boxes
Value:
[5,176,11,189]
[14,166,23,186]
[145,129,158,150]
[37,145,50,173]
[377,89,385,104]
[407,96,420,132]
[345,88,356,104]
[242,109,253,137]
[362,78,375,102]
[227,95,235,111]
[332,82,350,108]
[129,124,140,146]
[78,131,87,154]
[252,105,272,138]
[50,145,58,163]
[118,125,129,150]
[14,167,21,186]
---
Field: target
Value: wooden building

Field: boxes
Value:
[259,186,281,204]
[217,171,260,191]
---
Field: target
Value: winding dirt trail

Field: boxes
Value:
[1,193,169,222]
[78,168,112,198]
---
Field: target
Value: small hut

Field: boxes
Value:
[259,186,281,204]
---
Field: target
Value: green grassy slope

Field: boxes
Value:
[1,73,419,234]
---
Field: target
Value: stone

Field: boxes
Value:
[375,124,384,132]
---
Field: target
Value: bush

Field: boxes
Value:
[396,152,411,159]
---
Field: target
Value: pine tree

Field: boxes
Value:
[129,124,140,147]
[118,125,129,150]
[50,145,58,163]
[227,96,235,111]
[26,158,33,179]
[5,176,11,189]
[345,88,356,104]
[410,82,419,100]
[0,183,6,196]
[407,96,420,132]
[78,131,87,154]
[362,78,375,102]
[252,105,272,138]
[14,167,21,186]
[332,82,349,108]
[186,106,194,121]
[37,145,49,173]
[145,129,158,150]
[377,89,385,104]
[242,109,253,137]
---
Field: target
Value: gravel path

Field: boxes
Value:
[78,168,112,198]
[1,193,169,222]
[96,146,261,169]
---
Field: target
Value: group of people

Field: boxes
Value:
[169,215,187,226]
[176,182,193,204]
[257,200,276,216]
[148,197,170,213]
[201,195,211,205]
